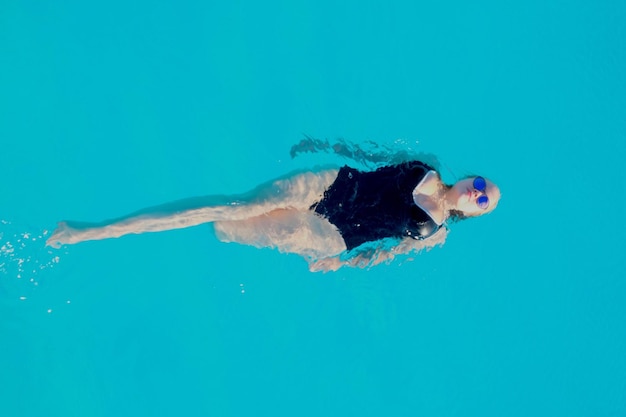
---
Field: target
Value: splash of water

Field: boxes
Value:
[0,219,65,300]
[289,135,442,171]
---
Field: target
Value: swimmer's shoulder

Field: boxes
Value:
[412,170,444,225]
[414,170,440,195]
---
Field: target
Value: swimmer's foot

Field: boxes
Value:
[46,221,78,248]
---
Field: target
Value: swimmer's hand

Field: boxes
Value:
[309,249,391,271]
[308,257,342,273]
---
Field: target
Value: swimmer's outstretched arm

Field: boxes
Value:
[308,247,396,272]
[308,228,448,272]
[46,169,339,248]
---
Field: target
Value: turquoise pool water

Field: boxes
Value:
[1,1,625,416]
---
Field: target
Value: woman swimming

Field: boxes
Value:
[46,161,500,272]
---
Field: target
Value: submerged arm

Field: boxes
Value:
[308,227,448,272]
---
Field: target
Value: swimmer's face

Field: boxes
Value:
[450,177,500,217]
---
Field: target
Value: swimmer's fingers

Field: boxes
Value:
[308,257,342,273]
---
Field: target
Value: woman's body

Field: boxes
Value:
[46,161,500,271]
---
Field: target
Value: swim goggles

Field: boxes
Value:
[473,177,490,210]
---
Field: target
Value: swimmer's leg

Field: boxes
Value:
[46,222,81,249]
[214,208,346,259]
[46,169,339,247]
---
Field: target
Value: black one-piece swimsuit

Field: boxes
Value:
[311,161,439,251]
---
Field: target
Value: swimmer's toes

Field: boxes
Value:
[45,222,69,248]
[46,238,62,249]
